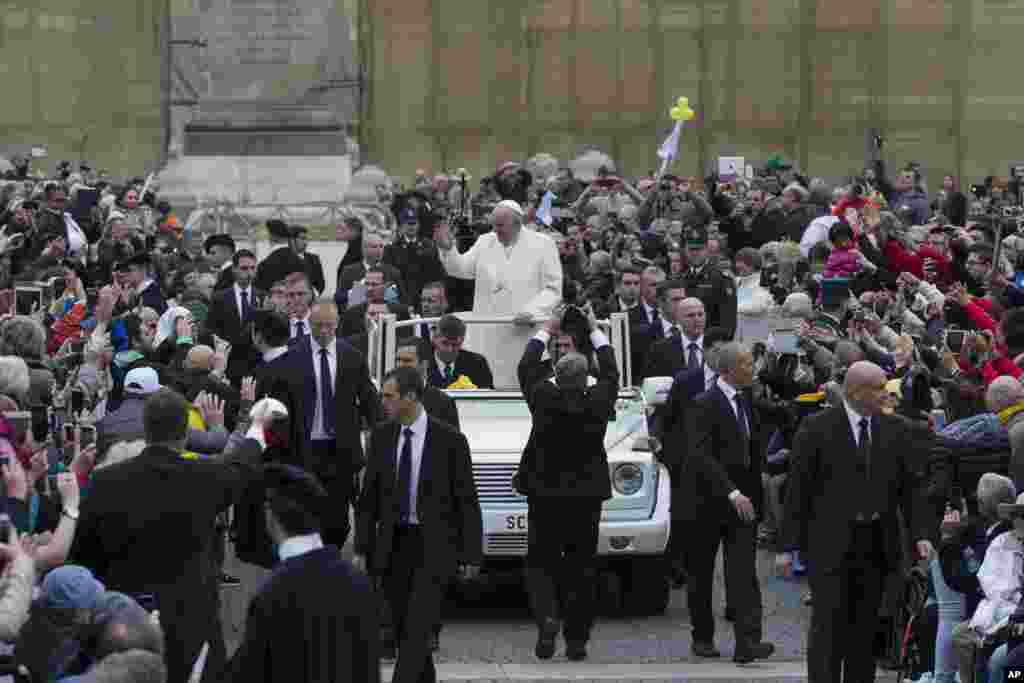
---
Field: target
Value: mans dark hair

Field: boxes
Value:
[809,241,831,263]
[969,243,994,263]
[656,278,687,304]
[437,314,466,339]
[704,326,733,349]
[366,265,389,283]
[232,249,257,266]
[1003,308,1024,357]
[619,265,642,281]
[44,182,64,199]
[143,389,190,447]
[122,314,144,347]
[422,280,447,298]
[384,366,424,400]
[263,464,327,537]
[252,309,290,348]
[344,216,365,234]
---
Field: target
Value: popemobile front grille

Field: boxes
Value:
[472,463,526,504]
[485,532,528,555]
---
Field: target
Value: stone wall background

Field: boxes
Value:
[6,1,1024,187]
[0,1,163,176]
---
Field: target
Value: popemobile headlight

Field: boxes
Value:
[612,463,644,495]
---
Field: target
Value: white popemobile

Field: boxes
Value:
[372,312,673,616]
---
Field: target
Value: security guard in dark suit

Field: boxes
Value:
[680,229,737,339]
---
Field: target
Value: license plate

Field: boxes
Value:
[505,514,528,531]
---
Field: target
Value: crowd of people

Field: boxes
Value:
[0,145,1019,682]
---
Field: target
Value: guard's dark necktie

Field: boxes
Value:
[240,289,250,322]
[858,417,871,480]
[295,321,306,338]
[650,307,663,339]
[320,348,335,436]
[420,322,430,339]
[687,342,701,370]
[734,393,750,466]
[398,427,414,523]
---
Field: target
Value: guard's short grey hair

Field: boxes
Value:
[589,250,612,273]
[0,316,46,360]
[834,340,865,368]
[782,292,814,319]
[555,351,589,388]
[986,376,1024,414]
[977,472,1017,519]
[89,649,167,683]
[0,356,29,401]
[715,342,751,376]
[642,265,666,281]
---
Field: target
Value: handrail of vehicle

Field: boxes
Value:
[373,312,631,390]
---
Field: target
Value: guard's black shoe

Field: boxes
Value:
[565,641,587,661]
[724,606,736,622]
[220,573,241,587]
[535,618,559,660]
[691,640,721,658]
[380,643,396,660]
[733,640,775,664]
[670,567,688,588]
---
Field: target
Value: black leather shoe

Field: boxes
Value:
[535,618,559,660]
[670,567,688,588]
[724,606,736,622]
[380,643,396,660]
[565,641,587,661]
[429,633,439,652]
[691,641,721,658]
[220,573,241,587]
[733,641,775,664]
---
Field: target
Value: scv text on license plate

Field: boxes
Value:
[505,514,528,531]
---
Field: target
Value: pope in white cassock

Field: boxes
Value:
[434,200,563,388]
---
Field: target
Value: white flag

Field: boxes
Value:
[537,191,556,227]
[657,121,683,162]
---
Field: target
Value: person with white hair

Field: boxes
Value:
[0,356,30,405]
[987,376,1024,487]
[940,472,1017,683]
[434,200,563,387]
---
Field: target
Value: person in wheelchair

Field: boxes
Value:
[943,474,1019,683]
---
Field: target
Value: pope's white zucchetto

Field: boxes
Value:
[493,199,525,218]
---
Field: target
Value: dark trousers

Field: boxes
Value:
[386,525,444,683]
[685,519,762,645]
[525,497,602,644]
[311,439,354,548]
[806,521,886,683]
[157,583,226,683]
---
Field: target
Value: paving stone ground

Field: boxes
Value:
[219,537,907,681]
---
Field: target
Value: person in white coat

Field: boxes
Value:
[734,247,776,343]
[433,200,563,387]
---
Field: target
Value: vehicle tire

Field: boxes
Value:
[596,570,624,617]
[622,556,670,617]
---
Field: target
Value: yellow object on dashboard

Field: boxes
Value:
[447,375,479,390]
[796,391,825,403]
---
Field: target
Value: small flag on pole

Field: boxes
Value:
[537,191,556,227]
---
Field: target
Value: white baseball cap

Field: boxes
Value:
[124,367,162,395]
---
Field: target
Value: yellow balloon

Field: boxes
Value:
[683,109,695,121]
[677,96,689,108]
[670,107,683,120]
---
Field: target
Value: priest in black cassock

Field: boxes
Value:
[224,463,380,683]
